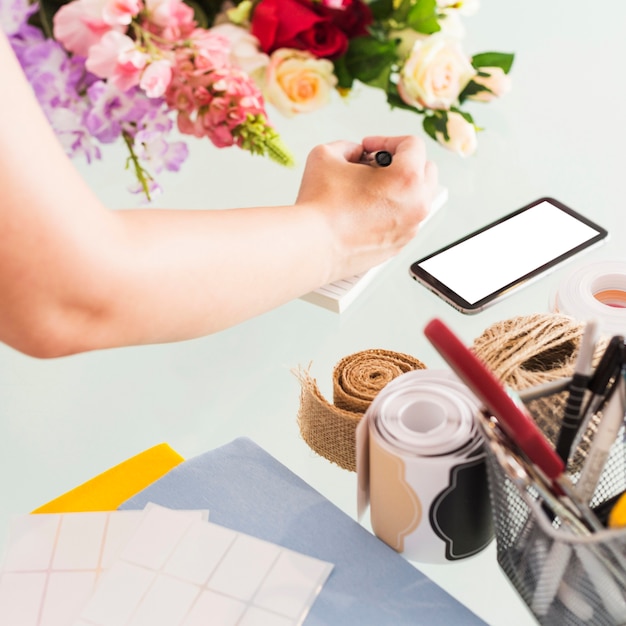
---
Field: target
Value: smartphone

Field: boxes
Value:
[409,197,608,314]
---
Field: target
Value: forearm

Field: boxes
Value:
[2,203,335,357]
[105,204,335,344]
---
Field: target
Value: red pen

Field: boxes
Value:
[424,318,565,483]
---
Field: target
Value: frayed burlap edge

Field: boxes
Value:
[295,349,427,472]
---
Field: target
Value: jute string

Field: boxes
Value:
[471,313,608,469]
[295,349,426,471]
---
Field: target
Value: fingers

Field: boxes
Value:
[361,135,428,170]
[312,135,431,170]
[311,139,364,165]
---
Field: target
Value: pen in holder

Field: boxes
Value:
[478,384,626,626]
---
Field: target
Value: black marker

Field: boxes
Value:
[360,150,392,167]
[571,334,624,455]
[555,319,597,463]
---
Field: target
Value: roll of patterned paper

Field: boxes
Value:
[551,260,626,335]
[356,369,493,564]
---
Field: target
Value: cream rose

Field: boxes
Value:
[436,111,477,157]
[468,66,512,102]
[264,48,337,116]
[398,36,476,110]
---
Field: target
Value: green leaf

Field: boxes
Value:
[344,36,398,84]
[185,0,225,27]
[333,56,355,90]
[386,85,424,114]
[459,79,490,103]
[390,0,411,22]
[451,107,474,125]
[366,65,393,90]
[422,116,438,141]
[31,0,67,38]
[407,0,441,35]
[423,112,449,141]
[365,0,394,21]
[183,0,210,29]
[471,52,515,74]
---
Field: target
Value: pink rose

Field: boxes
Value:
[53,0,120,57]
[467,66,512,102]
[140,60,172,98]
[86,30,149,92]
[436,111,477,156]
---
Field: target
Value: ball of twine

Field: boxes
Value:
[471,312,607,466]
[295,349,427,471]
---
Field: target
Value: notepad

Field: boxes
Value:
[301,185,448,313]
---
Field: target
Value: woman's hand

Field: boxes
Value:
[295,135,438,281]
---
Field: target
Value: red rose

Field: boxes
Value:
[317,0,373,38]
[250,0,349,59]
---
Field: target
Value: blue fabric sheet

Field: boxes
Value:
[120,437,486,626]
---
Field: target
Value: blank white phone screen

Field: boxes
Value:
[418,201,600,305]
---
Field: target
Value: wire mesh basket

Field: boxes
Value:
[478,388,626,626]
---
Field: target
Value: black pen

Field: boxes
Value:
[360,150,392,167]
[571,334,624,455]
[555,319,597,463]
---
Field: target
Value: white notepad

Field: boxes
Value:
[301,185,448,313]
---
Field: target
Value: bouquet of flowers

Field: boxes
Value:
[3,0,514,199]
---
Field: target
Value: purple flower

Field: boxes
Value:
[5,0,190,197]
[85,81,134,143]
[0,0,38,36]
[134,133,189,173]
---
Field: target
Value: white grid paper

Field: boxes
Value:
[0,509,207,626]
[75,505,333,626]
[0,505,332,626]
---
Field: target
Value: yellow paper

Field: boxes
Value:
[32,443,184,514]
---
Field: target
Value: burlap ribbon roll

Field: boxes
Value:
[296,349,427,471]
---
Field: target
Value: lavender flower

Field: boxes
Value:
[0,0,38,36]
[4,0,188,198]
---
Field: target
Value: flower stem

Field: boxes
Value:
[122,130,153,201]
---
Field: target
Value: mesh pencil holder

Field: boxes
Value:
[477,394,626,626]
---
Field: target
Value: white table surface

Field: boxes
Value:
[3,2,626,624]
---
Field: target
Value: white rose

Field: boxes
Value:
[436,111,477,157]
[467,66,512,102]
[264,48,337,116]
[398,36,476,110]
[210,23,269,82]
